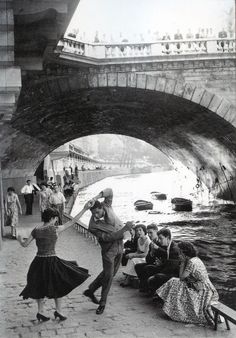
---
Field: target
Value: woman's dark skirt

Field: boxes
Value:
[20,256,90,299]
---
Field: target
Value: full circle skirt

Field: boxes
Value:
[20,256,90,299]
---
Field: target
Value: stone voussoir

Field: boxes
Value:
[173,81,185,97]
[136,74,147,89]
[199,90,214,108]
[98,73,108,87]
[216,99,232,118]
[127,73,137,88]
[117,72,127,87]
[208,94,222,112]
[88,73,98,88]
[107,73,118,87]
[164,78,176,94]
[182,83,195,100]
[146,75,157,91]
[155,77,166,92]
[223,106,236,124]
[191,87,205,104]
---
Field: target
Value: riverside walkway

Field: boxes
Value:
[0,204,235,338]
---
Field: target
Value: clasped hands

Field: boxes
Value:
[83,198,96,210]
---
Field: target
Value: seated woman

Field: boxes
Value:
[121,224,138,266]
[156,241,219,326]
[120,224,150,287]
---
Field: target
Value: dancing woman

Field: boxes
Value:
[18,207,90,322]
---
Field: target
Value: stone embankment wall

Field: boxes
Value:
[77,168,131,188]
[65,168,131,214]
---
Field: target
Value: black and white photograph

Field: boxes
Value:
[0,0,235,337]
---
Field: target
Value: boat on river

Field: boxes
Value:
[151,191,167,200]
[171,197,192,211]
[134,200,153,211]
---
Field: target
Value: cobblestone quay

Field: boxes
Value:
[0,206,235,338]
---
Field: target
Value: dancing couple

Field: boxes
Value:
[18,188,133,320]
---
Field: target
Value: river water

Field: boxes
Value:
[71,170,236,309]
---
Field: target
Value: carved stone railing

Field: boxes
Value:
[56,37,235,61]
[57,37,85,56]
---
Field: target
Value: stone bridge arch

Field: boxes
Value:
[2,71,236,200]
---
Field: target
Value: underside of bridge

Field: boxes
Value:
[0,0,236,202]
[3,73,236,201]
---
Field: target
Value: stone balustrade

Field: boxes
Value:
[57,37,235,60]
[57,38,85,56]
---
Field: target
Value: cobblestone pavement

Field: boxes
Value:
[0,206,235,338]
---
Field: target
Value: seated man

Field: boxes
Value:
[135,223,166,292]
[147,228,180,296]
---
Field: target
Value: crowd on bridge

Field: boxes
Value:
[68,26,234,44]
[6,183,222,328]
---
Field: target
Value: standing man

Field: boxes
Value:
[74,188,133,315]
[21,180,35,215]
[49,185,66,225]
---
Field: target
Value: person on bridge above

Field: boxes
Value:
[21,180,35,215]
[73,188,134,315]
[17,208,90,322]
[156,241,219,326]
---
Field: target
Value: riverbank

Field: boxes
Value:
[69,171,236,310]
[1,206,235,338]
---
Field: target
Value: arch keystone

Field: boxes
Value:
[183,83,195,100]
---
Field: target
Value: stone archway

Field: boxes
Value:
[2,72,236,200]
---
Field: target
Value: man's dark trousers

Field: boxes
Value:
[24,194,33,215]
[135,263,162,290]
[88,248,122,306]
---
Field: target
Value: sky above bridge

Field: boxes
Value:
[66,0,234,42]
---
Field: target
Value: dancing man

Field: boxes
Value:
[76,188,133,314]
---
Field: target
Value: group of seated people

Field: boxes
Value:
[120,223,219,326]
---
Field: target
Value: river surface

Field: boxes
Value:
[71,170,236,309]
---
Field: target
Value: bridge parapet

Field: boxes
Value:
[56,37,236,64]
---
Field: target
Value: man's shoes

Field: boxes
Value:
[83,289,99,304]
[96,305,105,315]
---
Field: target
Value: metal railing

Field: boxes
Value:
[63,213,98,245]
